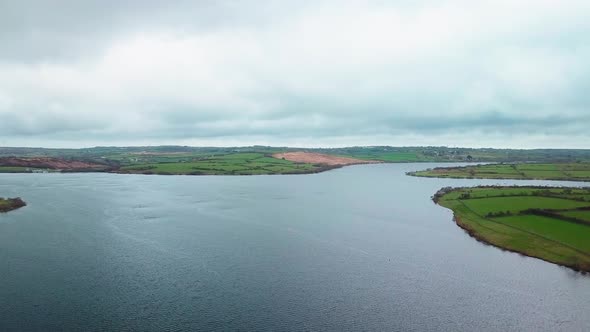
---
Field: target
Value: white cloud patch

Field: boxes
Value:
[0,0,589,148]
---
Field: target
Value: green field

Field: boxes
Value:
[435,186,590,272]
[119,152,323,175]
[410,163,590,181]
[336,152,420,162]
[0,166,43,173]
[559,210,590,223]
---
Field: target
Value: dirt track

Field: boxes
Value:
[272,152,380,166]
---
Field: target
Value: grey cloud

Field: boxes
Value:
[0,0,589,148]
[0,0,310,62]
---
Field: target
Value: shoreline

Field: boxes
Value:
[0,164,351,176]
[408,172,590,182]
[0,152,375,176]
[1,158,384,176]
[113,166,343,176]
[434,186,590,273]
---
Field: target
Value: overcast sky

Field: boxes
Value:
[1,0,589,148]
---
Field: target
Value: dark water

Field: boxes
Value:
[1,163,589,331]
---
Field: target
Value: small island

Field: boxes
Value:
[433,186,590,272]
[0,197,27,213]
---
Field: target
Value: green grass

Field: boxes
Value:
[345,152,420,162]
[559,210,590,223]
[462,196,590,215]
[568,171,590,178]
[119,152,322,175]
[410,163,590,181]
[0,166,35,173]
[495,215,590,253]
[517,164,560,171]
[436,186,590,272]
[0,166,56,173]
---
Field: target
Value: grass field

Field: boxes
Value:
[409,163,590,181]
[338,152,420,162]
[119,152,324,175]
[0,166,44,173]
[435,186,590,272]
[559,210,590,223]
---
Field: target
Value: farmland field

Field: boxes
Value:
[119,152,324,175]
[434,186,590,272]
[0,166,34,173]
[559,210,590,223]
[410,163,590,181]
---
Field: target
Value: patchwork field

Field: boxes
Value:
[409,163,590,181]
[434,186,590,272]
[118,152,326,175]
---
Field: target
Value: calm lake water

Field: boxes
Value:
[1,163,589,331]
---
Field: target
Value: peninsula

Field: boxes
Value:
[408,163,590,181]
[433,186,590,272]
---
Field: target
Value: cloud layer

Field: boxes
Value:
[1,0,589,148]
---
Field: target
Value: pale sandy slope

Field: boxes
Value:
[272,152,380,166]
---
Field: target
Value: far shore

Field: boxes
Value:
[0,152,378,176]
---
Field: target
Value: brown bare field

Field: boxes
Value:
[272,152,380,166]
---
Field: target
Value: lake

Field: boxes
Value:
[1,163,589,331]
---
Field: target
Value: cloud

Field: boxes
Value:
[0,0,589,148]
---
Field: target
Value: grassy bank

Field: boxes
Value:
[410,163,590,181]
[434,186,590,272]
[0,197,26,213]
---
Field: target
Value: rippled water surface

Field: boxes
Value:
[1,164,589,331]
